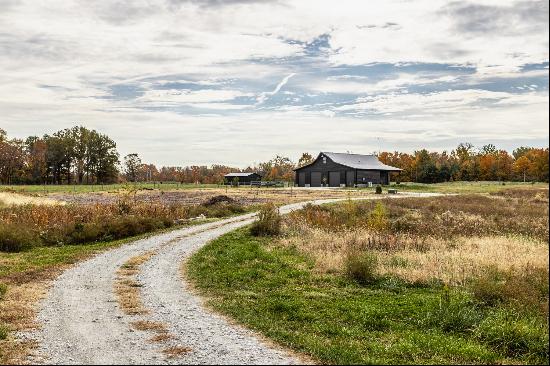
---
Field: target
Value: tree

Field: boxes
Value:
[297,152,314,167]
[514,156,531,182]
[124,153,142,182]
[0,136,25,184]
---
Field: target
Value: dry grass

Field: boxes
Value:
[0,192,62,206]
[149,333,175,343]
[0,279,54,364]
[162,346,192,358]
[0,196,250,252]
[277,188,549,285]
[114,251,156,316]
[130,320,168,333]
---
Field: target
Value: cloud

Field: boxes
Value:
[0,0,547,165]
[255,73,296,105]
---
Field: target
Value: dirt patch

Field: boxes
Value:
[202,195,235,206]
[48,187,369,207]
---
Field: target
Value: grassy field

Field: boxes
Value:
[2,181,547,196]
[0,182,219,194]
[385,181,548,194]
[187,187,549,364]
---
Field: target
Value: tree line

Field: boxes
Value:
[1,127,118,184]
[378,143,549,183]
[0,126,548,185]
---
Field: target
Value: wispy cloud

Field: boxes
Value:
[255,73,296,105]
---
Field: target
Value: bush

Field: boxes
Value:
[0,224,41,252]
[345,251,378,285]
[250,203,281,236]
[368,202,389,232]
[375,185,382,194]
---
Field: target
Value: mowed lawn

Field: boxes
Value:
[1,181,547,195]
[187,189,549,365]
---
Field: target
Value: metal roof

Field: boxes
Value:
[224,172,260,177]
[295,152,402,171]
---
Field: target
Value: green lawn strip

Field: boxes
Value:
[187,228,547,364]
[388,181,548,194]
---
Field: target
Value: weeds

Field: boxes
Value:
[345,251,378,285]
[0,283,7,300]
[0,200,247,252]
[475,308,549,363]
[469,265,549,317]
[250,203,281,236]
[0,324,7,340]
[422,288,483,334]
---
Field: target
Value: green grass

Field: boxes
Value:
[4,181,547,195]
[0,182,220,194]
[187,228,548,365]
[387,181,548,194]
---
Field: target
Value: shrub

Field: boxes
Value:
[375,185,382,194]
[368,202,389,232]
[0,224,41,252]
[345,251,378,285]
[250,203,281,236]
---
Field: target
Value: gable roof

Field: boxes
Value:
[224,172,261,178]
[295,152,402,171]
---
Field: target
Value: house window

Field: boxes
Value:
[323,156,327,164]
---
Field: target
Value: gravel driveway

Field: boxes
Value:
[23,194,442,365]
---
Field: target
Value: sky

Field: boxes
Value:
[0,0,548,167]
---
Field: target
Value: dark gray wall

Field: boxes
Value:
[294,154,390,187]
[225,173,261,185]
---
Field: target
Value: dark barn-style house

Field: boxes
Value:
[224,172,262,185]
[294,152,401,187]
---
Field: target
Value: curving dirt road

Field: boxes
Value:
[23,194,442,365]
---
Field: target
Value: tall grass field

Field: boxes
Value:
[187,187,549,364]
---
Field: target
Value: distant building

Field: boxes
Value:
[224,172,262,185]
[294,152,401,187]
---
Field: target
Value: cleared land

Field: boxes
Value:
[187,187,549,365]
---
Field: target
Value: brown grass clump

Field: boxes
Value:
[130,320,168,333]
[162,346,192,358]
[0,281,51,364]
[114,251,156,316]
[150,333,175,343]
